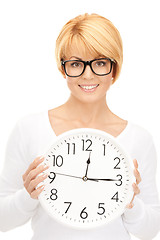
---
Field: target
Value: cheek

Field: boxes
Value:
[66,81,73,91]
[66,78,74,84]
[66,79,74,89]
[99,77,112,90]
[66,77,80,89]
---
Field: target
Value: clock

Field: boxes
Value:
[38,128,134,229]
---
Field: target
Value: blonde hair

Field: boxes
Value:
[55,13,123,83]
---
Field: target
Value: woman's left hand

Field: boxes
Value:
[126,159,142,209]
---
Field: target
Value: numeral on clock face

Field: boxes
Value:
[115,174,123,186]
[50,188,58,200]
[64,202,72,213]
[114,157,121,169]
[48,172,56,183]
[97,203,105,215]
[102,144,106,156]
[67,143,76,155]
[82,139,92,151]
[80,207,88,219]
[111,192,119,202]
[52,155,63,167]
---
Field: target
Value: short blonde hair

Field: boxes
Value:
[55,13,123,83]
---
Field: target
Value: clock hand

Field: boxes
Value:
[54,172,82,180]
[54,172,99,182]
[84,152,91,178]
[87,177,118,182]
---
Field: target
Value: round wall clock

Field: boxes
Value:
[38,128,134,229]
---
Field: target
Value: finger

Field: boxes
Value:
[133,159,138,169]
[30,185,45,199]
[22,156,44,181]
[126,202,134,209]
[132,183,140,195]
[24,164,49,189]
[126,182,140,209]
[126,192,136,209]
[134,168,142,184]
[27,173,48,194]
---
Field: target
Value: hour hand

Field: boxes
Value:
[84,152,91,178]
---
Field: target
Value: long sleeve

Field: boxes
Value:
[0,120,39,232]
[122,138,160,239]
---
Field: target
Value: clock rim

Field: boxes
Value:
[38,128,135,229]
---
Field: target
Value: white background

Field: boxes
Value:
[0,0,160,239]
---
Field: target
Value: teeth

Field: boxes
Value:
[80,84,99,90]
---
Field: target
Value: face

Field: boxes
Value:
[63,45,114,104]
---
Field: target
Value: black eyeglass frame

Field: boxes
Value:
[61,58,115,77]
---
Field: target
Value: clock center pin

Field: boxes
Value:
[82,176,88,181]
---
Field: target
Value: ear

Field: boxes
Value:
[61,67,66,79]
[62,72,66,79]
[112,62,116,78]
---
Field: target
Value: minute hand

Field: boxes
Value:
[87,177,118,182]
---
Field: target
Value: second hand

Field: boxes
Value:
[54,172,98,182]
[54,172,82,179]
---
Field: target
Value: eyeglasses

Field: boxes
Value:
[61,58,115,77]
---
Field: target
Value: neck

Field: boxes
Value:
[64,94,113,125]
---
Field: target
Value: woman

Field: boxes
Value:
[0,13,160,240]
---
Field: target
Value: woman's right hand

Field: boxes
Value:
[22,156,49,199]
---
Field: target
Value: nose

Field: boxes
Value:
[82,65,94,79]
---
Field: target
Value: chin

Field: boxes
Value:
[72,93,105,104]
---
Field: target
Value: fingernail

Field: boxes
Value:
[128,203,133,209]
[132,183,136,187]
[131,203,134,208]
[43,173,48,178]
[43,163,49,168]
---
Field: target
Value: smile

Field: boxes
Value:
[78,84,99,92]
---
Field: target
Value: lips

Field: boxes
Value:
[78,84,99,90]
[78,84,99,92]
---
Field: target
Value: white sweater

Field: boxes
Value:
[0,111,160,240]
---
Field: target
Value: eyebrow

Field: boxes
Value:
[69,55,104,60]
[69,56,82,60]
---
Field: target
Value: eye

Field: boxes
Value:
[70,61,82,68]
[95,60,106,67]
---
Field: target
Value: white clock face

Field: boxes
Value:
[39,128,134,229]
